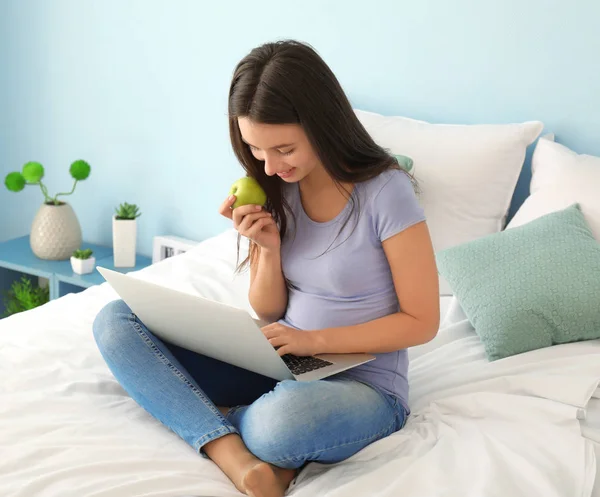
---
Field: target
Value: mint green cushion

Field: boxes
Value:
[436,204,600,361]
[394,154,414,172]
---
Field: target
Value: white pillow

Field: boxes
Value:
[507,136,600,239]
[355,109,544,294]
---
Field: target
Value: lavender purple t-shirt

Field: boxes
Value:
[279,169,426,410]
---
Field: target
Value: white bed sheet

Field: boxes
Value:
[581,394,600,497]
[2,229,600,497]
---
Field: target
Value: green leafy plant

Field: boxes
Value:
[72,248,93,259]
[2,276,50,317]
[115,202,142,220]
[4,160,91,205]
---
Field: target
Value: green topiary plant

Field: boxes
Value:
[72,248,93,259]
[115,202,142,220]
[2,275,50,317]
[4,160,91,205]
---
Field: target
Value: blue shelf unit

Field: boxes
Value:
[0,235,152,316]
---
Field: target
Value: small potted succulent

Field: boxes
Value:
[4,160,92,260]
[113,202,142,267]
[70,248,95,275]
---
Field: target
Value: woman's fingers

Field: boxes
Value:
[245,216,275,240]
[218,195,237,220]
[276,345,291,357]
[218,198,273,240]
[267,336,286,348]
[232,204,264,227]
[238,211,272,233]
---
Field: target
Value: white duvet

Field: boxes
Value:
[1,229,599,497]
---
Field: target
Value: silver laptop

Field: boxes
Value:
[96,267,375,382]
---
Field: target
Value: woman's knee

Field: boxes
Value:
[239,381,308,467]
[238,379,398,468]
[92,299,133,353]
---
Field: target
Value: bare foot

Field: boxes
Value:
[242,462,296,497]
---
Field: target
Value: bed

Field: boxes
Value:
[2,227,600,497]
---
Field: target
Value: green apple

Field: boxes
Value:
[229,176,267,209]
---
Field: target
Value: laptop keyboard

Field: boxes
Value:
[281,354,333,376]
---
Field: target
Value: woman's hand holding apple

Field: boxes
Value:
[218,190,280,253]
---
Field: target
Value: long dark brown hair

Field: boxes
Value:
[228,39,410,270]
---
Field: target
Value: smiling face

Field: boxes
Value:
[237,117,323,183]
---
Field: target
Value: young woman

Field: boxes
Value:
[93,40,439,497]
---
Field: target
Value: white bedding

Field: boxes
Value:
[2,229,600,497]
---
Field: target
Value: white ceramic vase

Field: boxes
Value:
[112,216,137,267]
[70,256,96,275]
[30,202,82,260]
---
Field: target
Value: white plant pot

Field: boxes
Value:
[30,202,82,260]
[112,216,137,267]
[70,256,96,275]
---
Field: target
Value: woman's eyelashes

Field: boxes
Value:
[248,145,294,156]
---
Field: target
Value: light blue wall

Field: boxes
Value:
[2,0,600,254]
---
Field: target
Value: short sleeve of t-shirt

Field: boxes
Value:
[372,170,426,242]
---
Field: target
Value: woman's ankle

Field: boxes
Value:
[242,463,296,497]
[204,434,260,492]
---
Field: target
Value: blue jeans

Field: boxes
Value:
[92,299,406,470]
